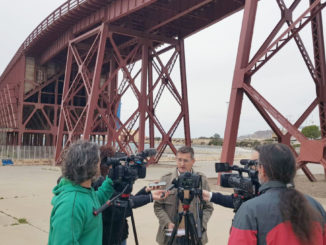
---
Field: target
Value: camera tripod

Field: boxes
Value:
[94,184,140,245]
[168,189,203,245]
[107,194,139,245]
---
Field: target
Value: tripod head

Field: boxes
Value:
[172,172,203,206]
[167,172,204,245]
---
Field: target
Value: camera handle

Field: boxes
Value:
[93,184,129,216]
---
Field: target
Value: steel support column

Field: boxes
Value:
[221,0,326,181]
[138,41,149,152]
[83,23,108,140]
[107,58,118,146]
[221,0,258,165]
[310,0,326,177]
[179,39,191,146]
[148,49,155,150]
[55,41,73,161]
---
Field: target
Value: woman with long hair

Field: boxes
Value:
[228,143,326,245]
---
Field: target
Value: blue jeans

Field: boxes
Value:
[121,240,127,245]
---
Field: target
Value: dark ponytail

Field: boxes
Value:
[258,143,322,243]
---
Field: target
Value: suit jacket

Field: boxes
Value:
[154,169,214,244]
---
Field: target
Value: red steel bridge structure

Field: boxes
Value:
[0,0,325,180]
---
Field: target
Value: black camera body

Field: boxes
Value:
[215,160,260,212]
[102,149,156,193]
[175,172,201,190]
[171,172,202,205]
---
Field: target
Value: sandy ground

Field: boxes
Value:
[0,162,325,245]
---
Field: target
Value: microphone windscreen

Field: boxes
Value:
[240,159,250,165]
[143,148,157,157]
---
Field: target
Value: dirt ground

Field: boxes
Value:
[0,160,325,245]
[294,174,326,200]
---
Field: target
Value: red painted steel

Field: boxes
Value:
[222,0,326,181]
[221,0,258,168]
[54,20,192,162]
[0,0,325,181]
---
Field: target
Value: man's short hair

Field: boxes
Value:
[177,146,194,159]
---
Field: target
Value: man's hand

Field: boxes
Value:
[145,184,161,192]
[202,190,212,202]
[167,222,175,231]
[152,190,169,200]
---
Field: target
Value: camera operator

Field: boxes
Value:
[154,146,214,245]
[201,150,259,208]
[48,141,114,245]
[93,145,167,245]
[228,143,326,245]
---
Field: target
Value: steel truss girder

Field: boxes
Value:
[21,75,63,146]
[2,71,64,146]
[0,85,17,129]
[55,23,191,163]
[221,0,326,181]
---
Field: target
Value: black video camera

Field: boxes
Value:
[215,160,260,212]
[170,172,202,206]
[174,172,201,190]
[102,148,156,193]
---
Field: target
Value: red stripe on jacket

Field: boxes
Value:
[228,221,324,245]
[323,224,326,245]
[228,227,257,245]
[266,221,324,245]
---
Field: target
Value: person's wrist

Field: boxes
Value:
[209,191,213,201]
[149,192,153,202]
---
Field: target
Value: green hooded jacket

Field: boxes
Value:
[48,177,114,245]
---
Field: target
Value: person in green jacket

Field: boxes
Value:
[48,140,114,245]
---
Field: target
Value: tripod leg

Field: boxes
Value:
[187,213,202,245]
[130,209,139,245]
[185,215,190,245]
[168,212,183,245]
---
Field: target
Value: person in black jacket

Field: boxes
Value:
[202,149,260,209]
[93,177,164,245]
[94,145,166,245]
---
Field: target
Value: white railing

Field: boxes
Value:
[0,145,55,160]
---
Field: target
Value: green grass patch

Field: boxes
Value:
[18,218,28,224]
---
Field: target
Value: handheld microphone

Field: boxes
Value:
[160,184,175,198]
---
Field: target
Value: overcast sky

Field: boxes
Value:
[0,0,325,138]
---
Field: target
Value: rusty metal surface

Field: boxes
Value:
[1,0,326,179]
[221,0,326,181]
[0,0,244,84]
